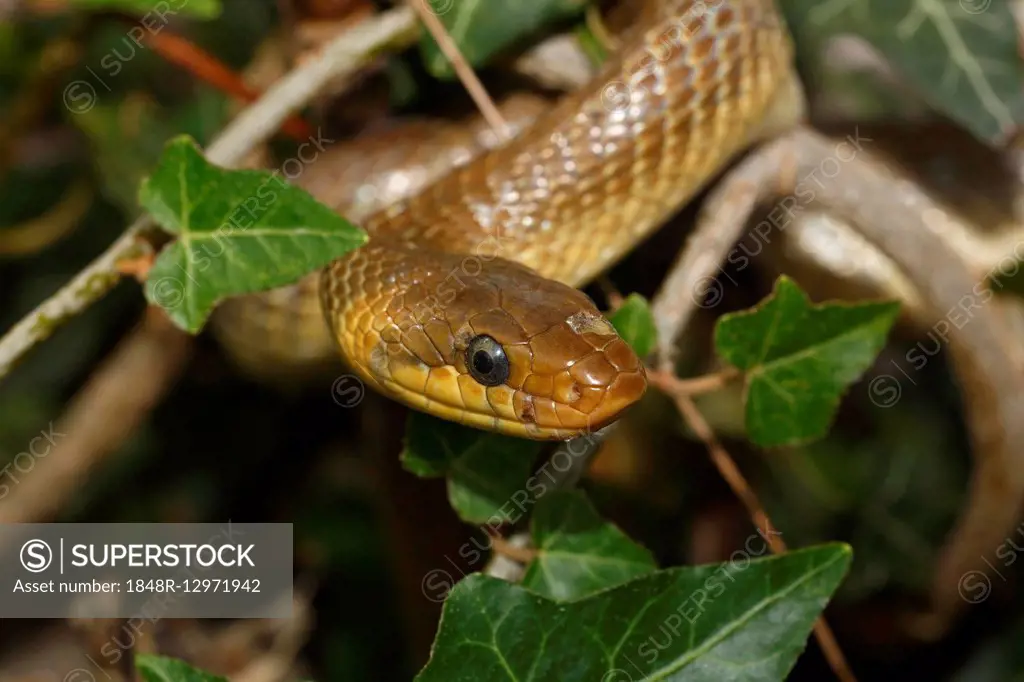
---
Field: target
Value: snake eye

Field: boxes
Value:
[466,335,510,387]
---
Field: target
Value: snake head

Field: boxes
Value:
[341,252,647,441]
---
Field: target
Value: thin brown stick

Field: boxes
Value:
[483,531,532,582]
[409,0,512,141]
[649,367,741,397]
[0,308,192,524]
[233,588,314,682]
[597,275,624,309]
[0,6,419,381]
[417,14,853,675]
[656,126,1024,627]
[670,392,858,682]
[489,533,539,564]
[0,8,422,530]
[414,0,619,587]
[140,28,313,140]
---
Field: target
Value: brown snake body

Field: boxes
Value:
[209,0,1024,625]
[312,0,801,439]
[211,95,552,384]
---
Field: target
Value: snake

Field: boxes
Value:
[206,0,1024,625]
[763,121,1024,318]
[211,93,553,386]
[213,0,802,440]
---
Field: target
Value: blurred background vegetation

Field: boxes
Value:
[0,0,1023,680]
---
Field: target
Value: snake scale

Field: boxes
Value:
[253,0,800,439]
[207,0,1024,623]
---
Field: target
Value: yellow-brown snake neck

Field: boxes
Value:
[314,0,800,439]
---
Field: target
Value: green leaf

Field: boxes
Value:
[136,654,227,682]
[417,543,853,682]
[714,276,899,447]
[608,293,658,358]
[574,21,612,65]
[401,412,543,524]
[139,136,367,333]
[780,0,1024,144]
[69,0,221,18]
[419,0,588,79]
[759,403,965,602]
[522,490,656,600]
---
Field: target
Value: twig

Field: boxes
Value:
[597,275,624,309]
[650,171,764,373]
[673,395,780,552]
[0,309,192,524]
[659,126,1024,627]
[408,0,512,141]
[648,367,740,397]
[204,6,419,162]
[411,0,614,494]
[413,0,607,583]
[140,29,312,140]
[481,424,615,582]
[233,587,314,682]
[0,222,150,380]
[483,532,533,582]
[489,532,538,564]
[668,391,858,682]
[0,6,421,381]
[0,5,424,537]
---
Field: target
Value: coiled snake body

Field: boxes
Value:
[298,0,801,439]
[207,0,1024,625]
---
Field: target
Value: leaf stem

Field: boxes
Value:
[0,221,151,380]
[649,367,741,397]
[0,307,192,524]
[668,391,858,682]
[489,532,539,564]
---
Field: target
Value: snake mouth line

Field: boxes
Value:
[303,0,793,442]
[376,365,647,441]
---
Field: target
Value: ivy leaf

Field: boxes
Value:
[69,0,221,18]
[419,0,588,79]
[139,136,367,333]
[780,0,1024,144]
[417,544,852,682]
[522,490,656,600]
[400,412,458,479]
[136,654,227,682]
[401,413,543,524]
[715,276,899,448]
[609,293,658,358]
[758,400,966,601]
